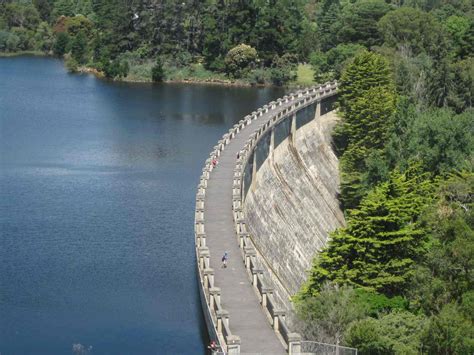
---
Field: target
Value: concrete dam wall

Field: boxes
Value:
[242,106,345,307]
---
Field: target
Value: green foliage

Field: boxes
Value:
[63,15,93,37]
[354,289,407,317]
[316,0,342,52]
[224,44,258,78]
[310,44,365,82]
[344,318,392,354]
[422,302,474,354]
[346,312,428,354]
[70,30,87,63]
[444,15,471,57]
[101,58,129,79]
[0,30,20,52]
[270,53,298,86]
[295,283,367,344]
[65,55,78,72]
[305,167,433,295]
[151,57,165,82]
[387,107,474,175]
[338,51,395,122]
[335,51,396,208]
[336,0,391,48]
[448,57,474,112]
[408,173,474,314]
[248,68,271,86]
[378,8,443,56]
[53,31,69,56]
[52,0,79,18]
[4,2,40,30]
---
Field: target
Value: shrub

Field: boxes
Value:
[151,57,165,82]
[225,44,258,78]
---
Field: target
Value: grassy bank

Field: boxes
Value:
[294,64,316,86]
[3,51,318,89]
[0,51,47,57]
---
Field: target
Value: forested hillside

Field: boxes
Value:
[1,1,472,88]
[0,0,309,83]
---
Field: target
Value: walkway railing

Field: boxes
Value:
[195,81,339,354]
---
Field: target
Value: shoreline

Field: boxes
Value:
[0,51,47,58]
[1,52,310,89]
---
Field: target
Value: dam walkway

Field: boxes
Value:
[204,101,294,354]
[196,83,339,354]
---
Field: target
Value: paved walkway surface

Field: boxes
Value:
[204,102,295,354]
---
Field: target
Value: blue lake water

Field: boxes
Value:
[0,57,284,354]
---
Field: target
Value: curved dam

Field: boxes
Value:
[194,83,341,354]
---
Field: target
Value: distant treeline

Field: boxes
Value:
[2,0,471,88]
[0,0,309,83]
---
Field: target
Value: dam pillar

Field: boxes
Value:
[269,128,275,159]
[290,113,297,144]
[251,150,257,190]
[315,100,321,119]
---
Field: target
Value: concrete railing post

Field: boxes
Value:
[251,268,263,287]
[216,309,229,334]
[227,335,241,354]
[288,333,302,355]
[198,246,209,270]
[197,232,206,247]
[272,310,285,331]
[204,268,214,287]
[261,287,273,308]
[209,287,221,309]
[244,248,256,270]
[238,233,247,249]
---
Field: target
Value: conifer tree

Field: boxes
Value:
[334,51,396,208]
[304,167,432,296]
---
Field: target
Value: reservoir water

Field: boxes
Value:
[0,57,284,354]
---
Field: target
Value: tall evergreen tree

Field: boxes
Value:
[317,0,342,51]
[335,51,396,208]
[304,167,433,296]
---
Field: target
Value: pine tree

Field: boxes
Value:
[304,167,432,296]
[338,51,394,124]
[151,57,165,82]
[317,0,342,51]
[334,51,396,208]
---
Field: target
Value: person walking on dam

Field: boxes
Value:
[221,251,228,268]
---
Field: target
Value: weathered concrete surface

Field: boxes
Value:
[243,111,344,306]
